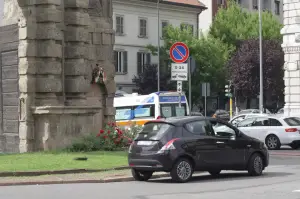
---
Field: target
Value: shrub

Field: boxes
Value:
[66,122,143,152]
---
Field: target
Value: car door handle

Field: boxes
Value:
[216,141,224,144]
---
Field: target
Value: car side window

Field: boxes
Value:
[210,120,236,137]
[237,118,256,127]
[184,120,212,136]
[252,118,269,126]
[232,115,245,123]
[269,118,282,126]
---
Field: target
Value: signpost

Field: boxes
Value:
[170,42,189,111]
[202,83,210,117]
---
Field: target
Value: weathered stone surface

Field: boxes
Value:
[19,24,62,40]
[17,0,61,6]
[36,77,62,93]
[19,76,36,92]
[65,27,89,42]
[19,40,62,58]
[64,0,89,8]
[65,59,88,76]
[19,58,62,75]
[65,76,89,93]
[64,43,88,58]
[64,11,90,26]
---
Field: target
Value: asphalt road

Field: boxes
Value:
[1,151,300,199]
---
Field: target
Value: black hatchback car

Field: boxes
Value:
[128,116,269,183]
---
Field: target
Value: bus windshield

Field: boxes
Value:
[160,103,187,118]
[115,104,155,120]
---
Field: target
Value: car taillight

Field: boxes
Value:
[156,116,162,119]
[128,141,135,153]
[157,138,179,154]
[285,128,298,132]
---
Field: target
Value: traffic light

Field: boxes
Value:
[225,82,233,98]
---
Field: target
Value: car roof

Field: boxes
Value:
[146,116,205,126]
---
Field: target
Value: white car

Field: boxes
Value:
[229,113,268,126]
[236,116,300,150]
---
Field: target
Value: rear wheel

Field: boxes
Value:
[170,158,194,183]
[265,135,281,150]
[247,153,264,176]
[131,169,153,181]
[208,169,221,176]
[290,143,300,150]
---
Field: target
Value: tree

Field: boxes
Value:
[209,0,283,48]
[228,39,284,109]
[132,64,170,95]
[145,25,234,108]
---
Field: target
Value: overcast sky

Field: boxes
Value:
[0,0,3,26]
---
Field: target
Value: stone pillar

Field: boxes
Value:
[17,0,63,152]
[281,0,300,116]
[88,0,116,124]
[64,0,90,105]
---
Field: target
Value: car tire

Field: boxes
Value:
[131,169,153,181]
[247,153,264,176]
[265,134,281,150]
[170,158,194,183]
[290,143,300,150]
[208,170,221,176]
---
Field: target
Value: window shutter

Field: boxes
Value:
[146,53,151,65]
[114,51,118,72]
[137,52,142,74]
[123,51,128,73]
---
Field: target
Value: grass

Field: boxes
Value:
[0,151,128,172]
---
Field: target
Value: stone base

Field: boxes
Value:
[31,106,102,151]
[284,103,300,117]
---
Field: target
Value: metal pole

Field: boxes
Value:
[157,0,160,91]
[259,0,263,114]
[188,57,192,116]
[205,83,207,117]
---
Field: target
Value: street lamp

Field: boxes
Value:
[157,0,160,91]
[258,0,263,113]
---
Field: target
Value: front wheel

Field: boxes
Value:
[247,153,264,176]
[131,169,153,181]
[265,135,281,150]
[170,158,194,183]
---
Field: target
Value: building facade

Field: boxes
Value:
[112,0,206,93]
[199,0,283,34]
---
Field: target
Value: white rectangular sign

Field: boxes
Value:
[171,63,188,81]
[177,81,182,93]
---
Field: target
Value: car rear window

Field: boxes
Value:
[284,117,300,126]
[135,122,175,141]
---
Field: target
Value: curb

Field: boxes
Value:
[270,153,300,156]
[0,173,170,186]
[0,166,130,177]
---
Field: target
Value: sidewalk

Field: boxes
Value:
[0,170,170,186]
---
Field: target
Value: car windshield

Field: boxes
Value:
[135,122,174,140]
[284,117,300,126]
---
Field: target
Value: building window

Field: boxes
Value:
[139,18,147,37]
[137,52,151,74]
[253,0,258,9]
[116,15,124,35]
[274,0,280,15]
[114,51,128,73]
[217,0,224,6]
[180,23,194,35]
[161,21,169,38]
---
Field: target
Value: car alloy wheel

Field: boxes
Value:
[248,153,264,176]
[266,135,281,150]
[171,158,194,183]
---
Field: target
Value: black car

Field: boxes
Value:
[128,116,269,183]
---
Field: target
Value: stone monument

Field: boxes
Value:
[0,0,115,153]
[281,0,300,116]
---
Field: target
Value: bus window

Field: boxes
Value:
[115,107,133,120]
[133,105,155,119]
[160,104,187,118]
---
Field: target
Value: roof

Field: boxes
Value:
[143,0,207,9]
[146,116,205,126]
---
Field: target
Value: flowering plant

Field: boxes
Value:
[96,122,133,151]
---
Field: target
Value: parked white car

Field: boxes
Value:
[236,116,300,150]
[229,113,268,126]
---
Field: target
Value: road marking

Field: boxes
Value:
[292,190,300,192]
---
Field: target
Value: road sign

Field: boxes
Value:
[170,42,189,63]
[177,81,182,93]
[171,63,188,81]
[201,83,210,97]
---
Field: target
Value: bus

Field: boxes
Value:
[114,91,190,127]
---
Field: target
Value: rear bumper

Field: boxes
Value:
[280,133,300,145]
[128,151,178,172]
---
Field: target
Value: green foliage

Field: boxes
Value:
[146,25,234,108]
[209,0,283,48]
[67,123,142,152]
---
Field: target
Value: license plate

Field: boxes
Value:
[137,141,153,146]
